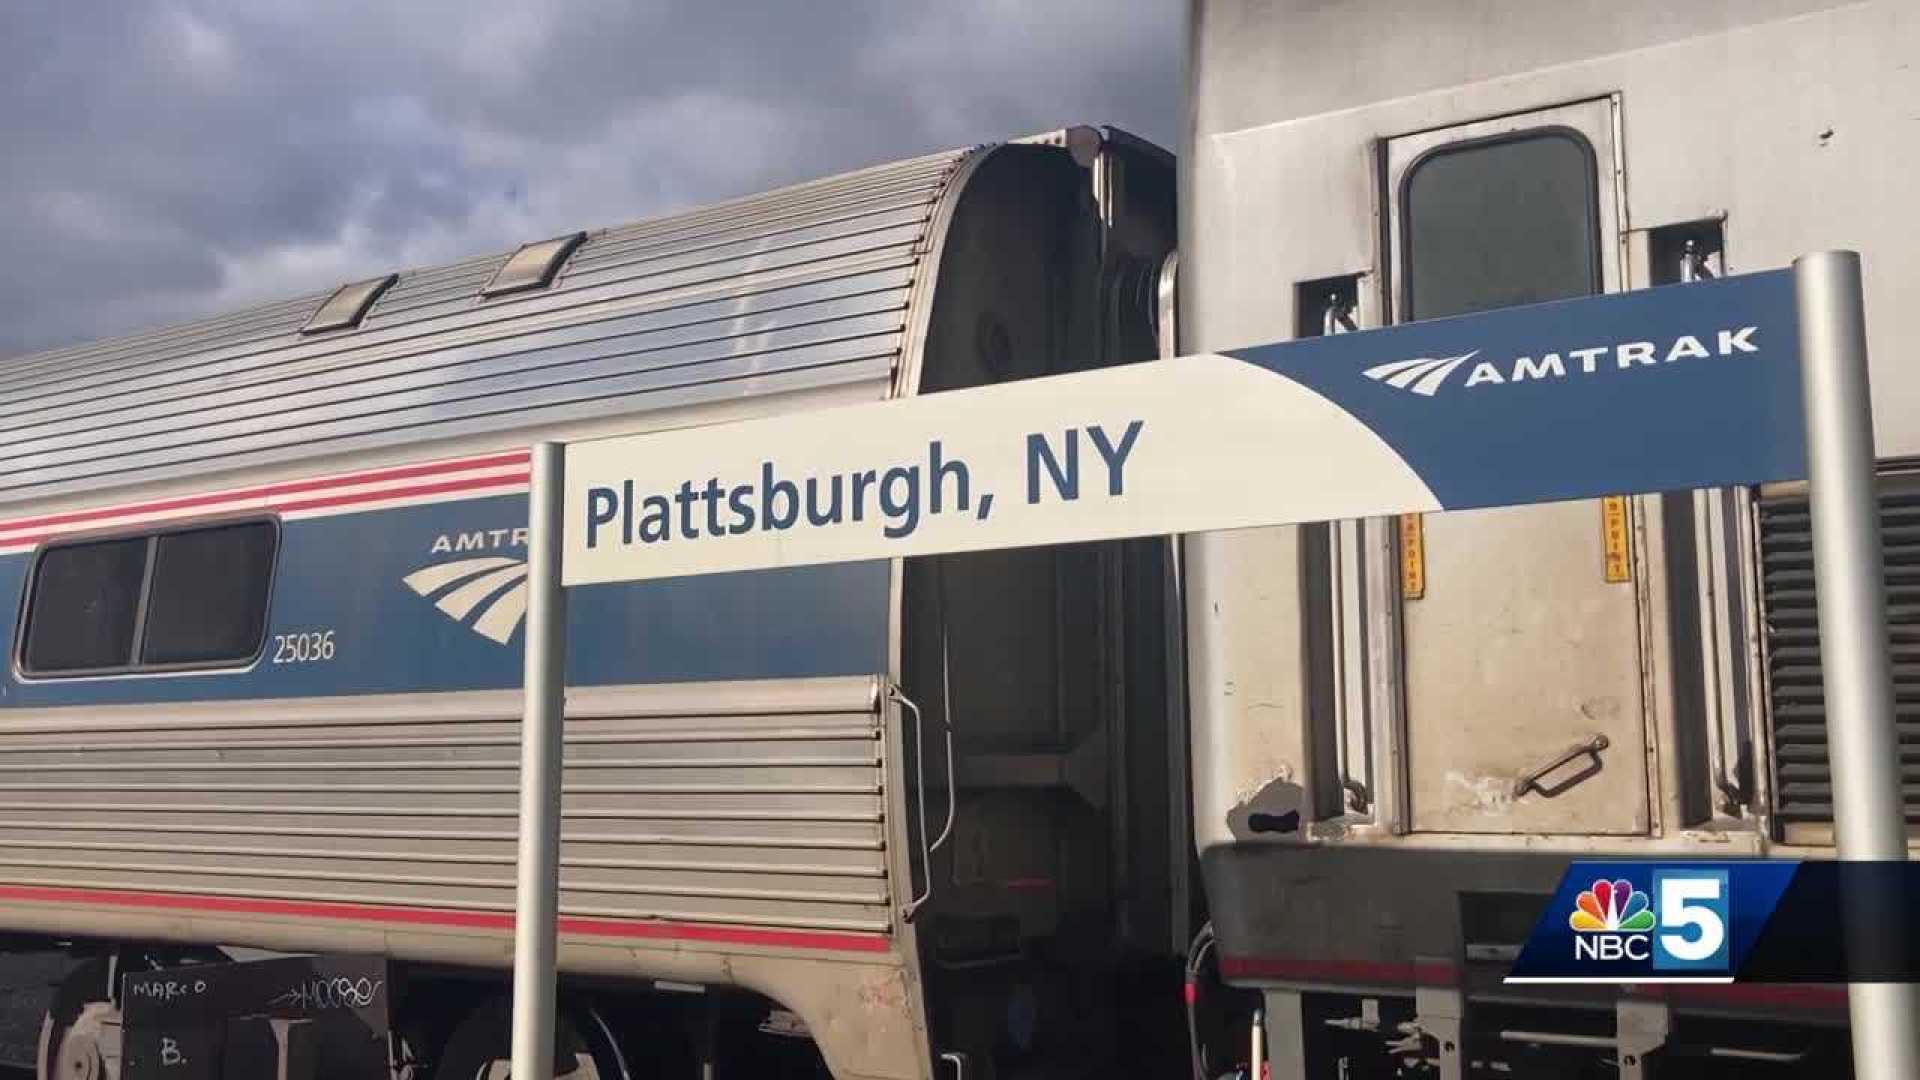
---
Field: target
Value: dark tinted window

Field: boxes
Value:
[140,521,276,665]
[19,520,277,677]
[21,537,149,672]
[1404,130,1600,320]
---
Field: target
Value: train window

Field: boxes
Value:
[140,521,277,665]
[20,537,149,673]
[1401,129,1600,320]
[18,520,277,677]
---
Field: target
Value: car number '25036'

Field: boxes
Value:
[271,630,337,664]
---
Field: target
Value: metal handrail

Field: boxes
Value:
[932,623,958,851]
[891,681,954,922]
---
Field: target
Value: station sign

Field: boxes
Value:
[561,270,1804,585]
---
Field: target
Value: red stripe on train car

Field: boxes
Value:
[1219,955,1461,986]
[0,883,893,955]
[2,472,532,550]
[0,450,532,536]
[273,472,530,515]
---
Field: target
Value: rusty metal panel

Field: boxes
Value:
[1400,501,1650,834]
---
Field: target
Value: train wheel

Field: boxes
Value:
[37,958,115,1080]
[434,996,631,1080]
[38,1001,118,1080]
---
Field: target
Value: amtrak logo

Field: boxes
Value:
[1362,327,1761,399]
[1363,351,1478,396]
[404,557,529,643]
[405,528,530,643]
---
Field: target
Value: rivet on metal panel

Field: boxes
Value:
[1399,513,1426,599]
[1601,496,1633,582]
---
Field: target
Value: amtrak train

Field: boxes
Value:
[0,130,1182,1079]
[1182,0,1919,1076]
[4,1,1920,1078]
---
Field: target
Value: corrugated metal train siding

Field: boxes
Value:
[0,680,893,935]
[1761,469,1920,826]
[0,148,972,508]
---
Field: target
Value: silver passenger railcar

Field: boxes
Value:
[0,129,1185,1079]
[1182,0,1918,1075]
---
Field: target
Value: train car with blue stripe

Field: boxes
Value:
[0,128,1184,1080]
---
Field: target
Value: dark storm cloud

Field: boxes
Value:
[0,1,1181,358]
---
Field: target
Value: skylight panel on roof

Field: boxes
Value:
[300,274,397,334]
[480,233,586,297]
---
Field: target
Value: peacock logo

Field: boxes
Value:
[1569,878,1655,933]
[402,556,530,644]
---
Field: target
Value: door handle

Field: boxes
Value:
[1512,734,1610,799]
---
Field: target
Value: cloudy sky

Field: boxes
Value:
[0,1,1182,359]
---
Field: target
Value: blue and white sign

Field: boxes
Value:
[562,271,1804,584]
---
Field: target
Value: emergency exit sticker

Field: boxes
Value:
[1601,496,1633,583]
[1399,514,1426,599]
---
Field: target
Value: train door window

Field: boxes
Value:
[19,537,149,673]
[140,521,277,665]
[19,520,277,676]
[1401,129,1600,320]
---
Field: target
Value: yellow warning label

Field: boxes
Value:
[1399,513,1426,599]
[1602,496,1633,583]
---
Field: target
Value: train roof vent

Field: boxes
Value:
[300,274,398,334]
[481,232,586,298]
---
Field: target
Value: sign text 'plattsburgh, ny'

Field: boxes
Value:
[562,270,1805,585]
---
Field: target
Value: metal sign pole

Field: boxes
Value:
[510,441,569,1080]
[1794,250,1920,1079]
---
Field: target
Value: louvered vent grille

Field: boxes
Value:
[1761,472,1920,826]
